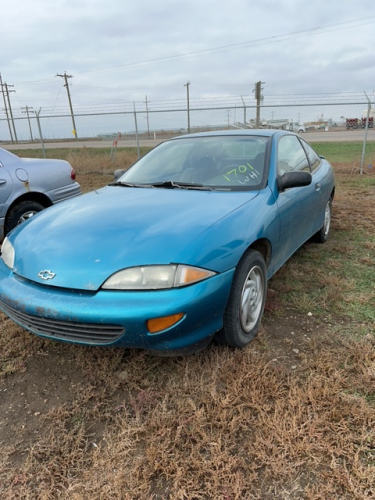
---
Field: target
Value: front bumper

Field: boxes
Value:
[0,260,234,352]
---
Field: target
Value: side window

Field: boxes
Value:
[301,141,321,171]
[277,135,310,175]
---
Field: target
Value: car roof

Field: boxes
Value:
[172,129,285,140]
[171,129,293,140]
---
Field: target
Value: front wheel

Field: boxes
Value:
[216,249,267,348]
[313,198,332,243]
[5,200,45,235]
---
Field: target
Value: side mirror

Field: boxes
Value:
[277,171,312,192]
[114,169,126,181]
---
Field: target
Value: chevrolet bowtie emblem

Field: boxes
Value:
[38,270,56,280]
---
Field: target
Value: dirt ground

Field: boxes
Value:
[0,311,322,439]
[0,164,374,499]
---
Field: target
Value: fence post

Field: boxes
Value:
[33,108,46,159]
[184,81,190,133]
[133,102,140,159]
[21,106,34,142]
[360,91,371,175]
[241,96,246,127]
[255,81,261,128]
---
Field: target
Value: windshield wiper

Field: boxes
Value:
[109,180,213,191]
[151,180,212,191]
[108,181,153,188]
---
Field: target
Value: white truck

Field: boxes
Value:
[286,122,305,133]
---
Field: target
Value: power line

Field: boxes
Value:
[72,83,182,91]
[11,16,373,86]
[6,14,375,95]
[24,91,370,114]
[72,16,375,76]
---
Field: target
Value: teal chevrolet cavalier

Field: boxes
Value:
[0,130,335,355]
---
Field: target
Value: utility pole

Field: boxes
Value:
[5,83,18,142]
[3,81,18,142]
[56,72,78,139]
[254,81,264,128]
[21,106,34,141]
[184,81,190,133]
[0,73,14,143]
[144,95,150,137]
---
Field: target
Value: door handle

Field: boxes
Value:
[315,183,321,191]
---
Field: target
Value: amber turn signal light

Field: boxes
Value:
[147,313,184,333]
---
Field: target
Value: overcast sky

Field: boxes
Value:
[1,0,375,115]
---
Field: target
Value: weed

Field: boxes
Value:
[1,151,374,499]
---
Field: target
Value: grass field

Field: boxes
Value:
[10,138,375,171]
[0,144,374,499]
[312,141,375,164]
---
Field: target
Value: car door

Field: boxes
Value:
[275,135,320,266]
[300,139,332,234]
[0,161,13,216]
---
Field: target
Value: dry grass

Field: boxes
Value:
[1,337,374,499]
[0,154,374,499]
[12,147,147,193]
[270,161,375,327]
[66,147,143,175]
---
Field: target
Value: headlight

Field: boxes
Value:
[102,264,216,290]
[1,237,15,269]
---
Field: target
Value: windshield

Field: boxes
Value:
[118,135,270,190]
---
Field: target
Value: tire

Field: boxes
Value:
[313,198,332,243]
[5,200,45,235]
[216,249,267,348]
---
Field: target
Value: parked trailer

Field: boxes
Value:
[346,117,373,129]
[361,117,374,128]
[346,118,360,129]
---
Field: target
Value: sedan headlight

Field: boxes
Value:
[1,237,15,270]
[102,264,216,290]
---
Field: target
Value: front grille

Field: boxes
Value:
[0,300,125,345]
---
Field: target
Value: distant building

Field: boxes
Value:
[362,108,375,119]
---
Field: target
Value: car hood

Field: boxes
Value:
[10,185,258,290]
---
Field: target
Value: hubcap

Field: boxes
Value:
[240,265,264,333]
[17,210,38,225]
[324,202,331,237]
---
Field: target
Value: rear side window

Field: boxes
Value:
[277,135,310,174]
[301,140,321,171]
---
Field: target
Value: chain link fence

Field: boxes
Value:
[1,99,374,171]
[2,102,374,139]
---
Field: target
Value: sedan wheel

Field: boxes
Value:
[314,198,332,243]
[17,209,40,225]
[239,265,264,333]
[5,200,45,235]
[216,249,267,348]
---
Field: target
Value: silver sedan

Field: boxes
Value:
[0,148,81,241]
